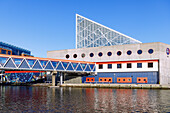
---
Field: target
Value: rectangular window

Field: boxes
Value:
[8,51,11,55]
[108,64,112,69]
[117,64,122,69]
[137,63,142,68]
[1,49,6,54]
[99,64,103,69]
[127,63,132,68]
[148,63,153,68]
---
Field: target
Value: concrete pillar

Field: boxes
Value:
[52,72,56,86]
[60,72,63,85]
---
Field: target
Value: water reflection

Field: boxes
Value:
[0,86,170,112]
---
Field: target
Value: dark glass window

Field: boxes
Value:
[117,51,122,56]
[118,79,120,81]
[127,63,132,68]
[148,62,153,68]
[138,79,141,81]
[123,79,125,81]
[99,64,103,69]
[109,79,111,81]
[90,53,94,57]
[8,51,11,55]
[105,79,106,81]
[98,52,103,57]
[137,63,142,68]
[148,49,154,54]
[81,53,85,58]
[144,79,146,81]
[127,50,132,55]
[108,64,112,69]
[137,50,142,55]
[73,54,77,58]
[117,64,122,68]
[87,79,89,81]
[65,54,69,59]
[1,50,6,54]
[100,79,102,81]
[107,52,112,56]
[128,79,130,81]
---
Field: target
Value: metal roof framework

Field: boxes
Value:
[76,14,142,48]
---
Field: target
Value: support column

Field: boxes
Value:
[60,72,63,85]
[52,72,56,86]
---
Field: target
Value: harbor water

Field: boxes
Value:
[0,86,170,112]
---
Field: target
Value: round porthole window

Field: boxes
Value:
[127,50,132,55]
[73,54,77,58]
[107,52,112,56]
[89,53,94,57]
[117,51,122,56]
[81,53,85,58]
[65,54,69,59]
[98,52,103,57]
[137,50,142,55]
[148,49,154,54]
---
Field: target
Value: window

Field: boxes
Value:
[137,63,142,68]
[148,49,154,54]
[100,79,102,81]
[148,62,153,68]
[81,53,85,58]
[138,79,141,81]
[8,51,11,55]
[105,79,106,81]
[107,52,112,56]
[117,51,122,56]
[73,54,77,58]
[144,79,146,81]
[117,64,122,69]
[99,64,103,69]
[89,53,94,57]
[1,50,6,54]
[123,79,125,81]
[108,64,112,69]
[98,52,103,57]
[65,54,69,59]
[127,50,132,55]
[109,79,111,81]
[137,50,142,55]
[87,79,89,81]
[128,79,130,81]
[118,79,120,81]
[127,63,132,68]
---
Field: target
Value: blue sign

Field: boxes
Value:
[166,48,170,55]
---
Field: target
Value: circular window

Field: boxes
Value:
[117,51,122,56]
[127,50,132,55]
[137,50,142,55]
[81,53,85,58]
[148,49,154,54]
[73,54,77,58]
[107,52,112,56]
[98,52,103,57]
[65,54,69,59]
[89,53,94,57]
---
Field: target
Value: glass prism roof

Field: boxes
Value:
[76,14,141,48]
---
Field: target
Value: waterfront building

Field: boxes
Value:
[0,41,32,57]
[47,14,170,85]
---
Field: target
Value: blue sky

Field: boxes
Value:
[0,0,170,58]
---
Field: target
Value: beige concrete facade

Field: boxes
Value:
[47,42,170,85]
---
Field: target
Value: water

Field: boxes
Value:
[0,86,170,112]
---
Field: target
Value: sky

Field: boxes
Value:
[0,0,170,58]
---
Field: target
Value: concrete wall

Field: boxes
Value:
[47,42,170,85]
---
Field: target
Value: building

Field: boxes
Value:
[0,41,32,57]
[76,14,141,49]
[0,42,46,84]
[47,14,170,85]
